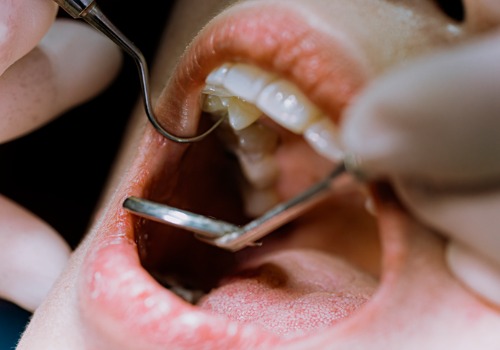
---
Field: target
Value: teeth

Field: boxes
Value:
[203,64,234,97]
[226,97,262,130]
[151,273,205,304]
[256,80,321,134]
[206,63,232,86]
[202,63,346,216]
[241,186,280,217]
[203,64,322,135]
[202,94,227,115]
[235,123,279,155]
[236,150,279,189]
[201,84,233,97]
[304,118,344,162]
[223,63,276,103]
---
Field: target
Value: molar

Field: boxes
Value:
[202,94,227,115]
[235,123,279,155]
[235,150,279,189]
[151,273,205,305]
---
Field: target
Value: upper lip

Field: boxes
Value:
[75,3,374,348]
[156,2,370,132]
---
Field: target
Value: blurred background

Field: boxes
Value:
[0,1,173,347]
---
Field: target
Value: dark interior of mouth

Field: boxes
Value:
[134,114,382,337]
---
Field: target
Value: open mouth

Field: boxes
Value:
[118,4,385,341]
[77,5,385,348]
[135,60,382,338]
[75,4,471,349]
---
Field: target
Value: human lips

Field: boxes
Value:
[71,2,498,349]
[75,4,377,348]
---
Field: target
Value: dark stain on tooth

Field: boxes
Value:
[236,263,289,288]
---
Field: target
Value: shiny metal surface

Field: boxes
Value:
[123,163,347,252]
[53,0,223,143]
[123,197,238,239]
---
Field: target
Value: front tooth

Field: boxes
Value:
[203,63,234,97]
[206,63,232,86]
[256,80,321,134]
[223,63,276,103]
[227,97,262,130]
[304,118,344,162]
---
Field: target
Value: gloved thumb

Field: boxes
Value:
[340,31,500,187]
[339,32,500,307]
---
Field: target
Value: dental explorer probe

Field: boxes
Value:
[53,0,224,143]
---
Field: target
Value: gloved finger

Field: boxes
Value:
[0,19,122,143]
[340,31,500,187]
[0,195,71,312]
[446,240,500,307]
[0,0,57,75]
[393,178,500,306]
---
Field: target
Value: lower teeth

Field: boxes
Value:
[152,272,205,304]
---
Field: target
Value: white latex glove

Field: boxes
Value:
[0,0,121,311]
[340,31,500,307]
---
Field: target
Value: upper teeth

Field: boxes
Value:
[202,63,343,161]
[201,63,344,217]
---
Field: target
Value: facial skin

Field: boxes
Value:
[17,0,500,349]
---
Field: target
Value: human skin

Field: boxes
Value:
[0,4,122,311]
[18,0,500,349]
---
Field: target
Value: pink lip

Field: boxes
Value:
[76,3,372,349]
[155,2,371,129]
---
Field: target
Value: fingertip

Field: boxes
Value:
[340,82,405,179]
[0,0,58,75]
[0,19,123,143]
[446,240,500,307]
[0,196,71,312]
[39,19,124,111]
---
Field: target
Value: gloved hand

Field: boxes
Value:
[0,0,121,311]
[340,31,500,306]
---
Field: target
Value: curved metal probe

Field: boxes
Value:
[123,163,348,252]
[53,0,223,143]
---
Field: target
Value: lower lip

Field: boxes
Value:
[77,202,281,349]
[74,3,372,347]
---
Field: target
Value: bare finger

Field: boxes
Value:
[0,19,122,143]
[0,0,57,75]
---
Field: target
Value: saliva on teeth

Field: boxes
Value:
[201,63,345,217]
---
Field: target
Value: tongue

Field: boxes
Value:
[197,249,377,338]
